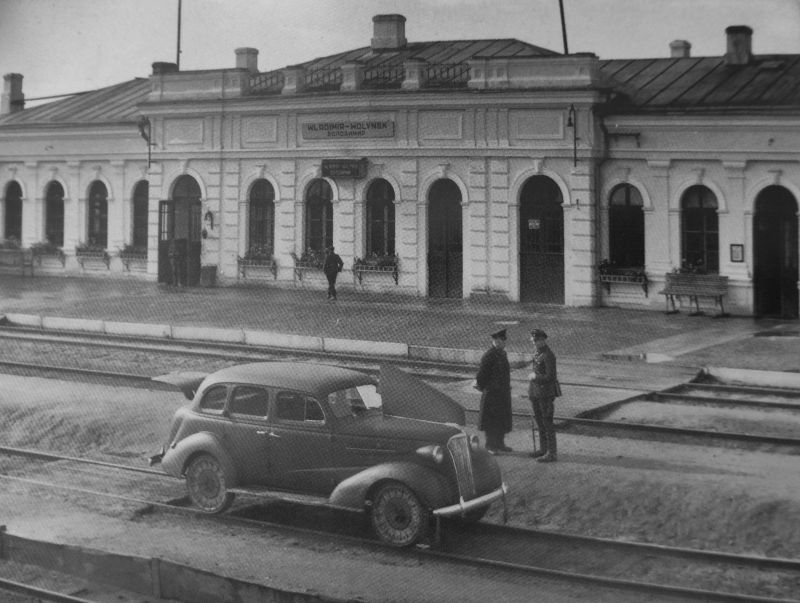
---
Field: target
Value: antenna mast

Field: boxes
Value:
[176,0,183,69]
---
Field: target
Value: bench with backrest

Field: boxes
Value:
[659,272,729,317]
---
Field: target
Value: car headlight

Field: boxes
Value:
[469,435,480,451]
[416,444,444,464]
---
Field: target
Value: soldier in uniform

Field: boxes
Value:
[475,328,513,454]
[528,329,561,462]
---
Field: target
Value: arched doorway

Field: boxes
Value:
[754,186,798,318]
[3,181,22,241]
[158,175,202,286]
[519,176,563,303]
[427,179,462,298]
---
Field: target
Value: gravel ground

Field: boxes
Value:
[1,339,800,600]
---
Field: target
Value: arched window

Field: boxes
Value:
[608,184,644,267]
[132,180,149,250]
[45,181,65,247]
[4,181,22,241]
[366,179,395,256]
[305,179,333,252]
[87,181,108,248]
[681,185,718,273]
[248,179,275,257]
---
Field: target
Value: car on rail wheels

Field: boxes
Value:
[149,361,508,547]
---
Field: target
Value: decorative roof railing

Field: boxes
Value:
[250,71,285,95]
[425,63,471,88]
[304,67,342,92]
[249,61,472,95]
[362,65,405,89]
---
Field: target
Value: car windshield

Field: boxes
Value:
[327,384,382,419]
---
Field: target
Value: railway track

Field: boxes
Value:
[1,445,799,602]
[2,328,799,453]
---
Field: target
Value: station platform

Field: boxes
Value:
[0,274,798,418]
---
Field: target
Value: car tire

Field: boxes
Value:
[370,481,429,547]
[185,453,235,514]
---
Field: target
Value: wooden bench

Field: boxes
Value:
[659,273,729,317]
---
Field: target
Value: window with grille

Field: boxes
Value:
[305,179,333,252]
[366,179,395,256]
[248,179,275,257]
[45,181,65,247]
[681,185,719,273]
[608,184,644,267]
[132,180,148,250]
[87,181,108,248]
[3,180,22,241]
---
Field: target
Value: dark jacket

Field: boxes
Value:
[323,252,343,276]
[475,345,513,433]
[528,344,561,400]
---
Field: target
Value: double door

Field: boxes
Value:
[158,200,202,286]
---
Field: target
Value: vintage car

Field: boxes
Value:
[150,361,508,546]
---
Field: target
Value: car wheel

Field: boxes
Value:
[370,481,429,547]
[185,453,234,514]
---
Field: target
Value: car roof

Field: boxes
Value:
[202,362,376,396]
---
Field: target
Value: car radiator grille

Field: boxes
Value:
[446,434,476,499]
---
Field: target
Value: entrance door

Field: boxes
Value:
[519,176,564,303]
[754,186,799,318]
[428,180,462,298]
[158,176,203,286]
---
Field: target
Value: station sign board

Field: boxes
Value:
[322,158,369,179]
[302,120,395,140]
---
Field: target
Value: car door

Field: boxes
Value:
[223,385,273,485]
[267,390,334,495]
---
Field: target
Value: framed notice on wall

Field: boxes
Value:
[730,244,744,263]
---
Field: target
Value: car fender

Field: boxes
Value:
[329,461,452,512]
[161,431,239,487]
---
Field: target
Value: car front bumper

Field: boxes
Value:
[432,482,509,522]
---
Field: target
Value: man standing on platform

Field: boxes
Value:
[528,329,561,462]
[474,328,513,454]
[323,246,344,301]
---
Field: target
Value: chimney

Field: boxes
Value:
[1,73,24,115]
[670,40,691,58]
[725,25,753,65]
[236,47,259,73]
[372,14,407,50]
[152,62,179,75]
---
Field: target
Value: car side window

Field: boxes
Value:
[199,385,228,415]
[229,386,269,417]
[276,392,325,423]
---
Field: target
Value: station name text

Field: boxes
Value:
[302,120,396,139]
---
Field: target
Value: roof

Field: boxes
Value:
[0,78,150,127]
[204,362,376,397]
[600,54,800,112]
[2,42,799,127]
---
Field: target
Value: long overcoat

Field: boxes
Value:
[528,344,561,400]
[475,345,513,434]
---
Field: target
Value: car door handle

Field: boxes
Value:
[256,430,280,438]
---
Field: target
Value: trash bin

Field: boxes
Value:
[200,264,217,287]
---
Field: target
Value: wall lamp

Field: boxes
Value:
[137,116,154,168]
[566,104,577,167]
[202,210,214,239]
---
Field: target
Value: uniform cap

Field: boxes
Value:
[530,329,548,340]
[490,328,507,340]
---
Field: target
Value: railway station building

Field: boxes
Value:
[0,15,798,317]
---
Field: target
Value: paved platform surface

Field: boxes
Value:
[1,274,798,420]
